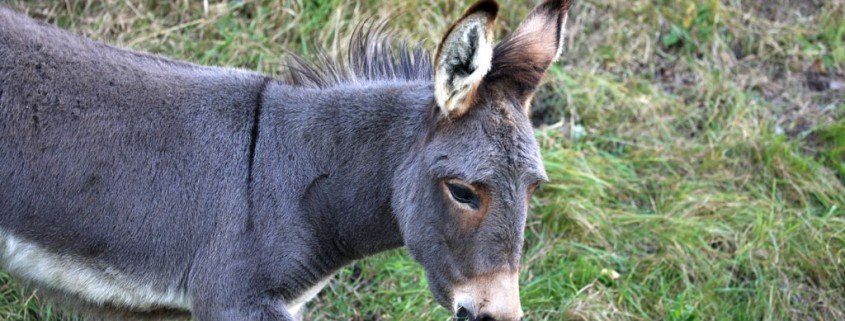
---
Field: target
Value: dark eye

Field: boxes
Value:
[446,182,480,210]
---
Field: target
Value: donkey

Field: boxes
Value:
[0,0,572,320]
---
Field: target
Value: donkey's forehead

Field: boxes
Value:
[427,105,545,183]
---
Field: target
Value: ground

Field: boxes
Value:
[1,0,843,320]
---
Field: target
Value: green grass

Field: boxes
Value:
[3,0,844,320]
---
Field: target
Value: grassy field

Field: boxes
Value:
[1,0,843,320]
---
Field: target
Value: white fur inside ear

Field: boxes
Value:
[553,13,569,62]
[434,17,493,116]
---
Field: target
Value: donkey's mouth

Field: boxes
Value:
[451,270,523,321]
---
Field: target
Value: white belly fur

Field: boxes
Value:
[0,228,191,310]
[0,228,334,315]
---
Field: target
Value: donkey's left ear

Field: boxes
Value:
[434,0,499,118]
[488,0,573,110]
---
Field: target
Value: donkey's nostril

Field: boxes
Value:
[475,314,496,321]
[455,306,474,321]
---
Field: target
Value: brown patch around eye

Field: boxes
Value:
[441,179,490,231]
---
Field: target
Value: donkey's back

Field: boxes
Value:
[0,6,266,314]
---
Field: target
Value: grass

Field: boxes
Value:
[2,0,843,320]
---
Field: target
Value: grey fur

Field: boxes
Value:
[0,0,566,319]
[283,19,432,88]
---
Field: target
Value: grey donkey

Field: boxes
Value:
[0,0,572,320]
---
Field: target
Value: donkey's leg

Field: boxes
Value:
[219,299,297,321]
[190,285,298,321]
[189,250,299,321]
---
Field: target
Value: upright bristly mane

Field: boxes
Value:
[283,20,433,88]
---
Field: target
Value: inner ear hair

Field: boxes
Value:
[433,0,499,119]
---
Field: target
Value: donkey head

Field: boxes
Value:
[392,0,572,320]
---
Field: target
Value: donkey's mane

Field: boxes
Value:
[283,20,433,88]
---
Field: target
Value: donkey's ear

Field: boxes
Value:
[488,0,572,109]
[434,0,499,118]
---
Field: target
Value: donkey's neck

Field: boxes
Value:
[253,80,432,265]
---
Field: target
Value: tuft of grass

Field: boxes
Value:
[3,1,844,320]
[815,118,845,179]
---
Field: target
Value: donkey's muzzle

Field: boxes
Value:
[452,270,524,321]
[454,306,474,321]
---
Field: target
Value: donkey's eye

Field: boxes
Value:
[446,182,480,210]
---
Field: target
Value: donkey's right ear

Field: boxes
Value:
[433,0,498,119]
